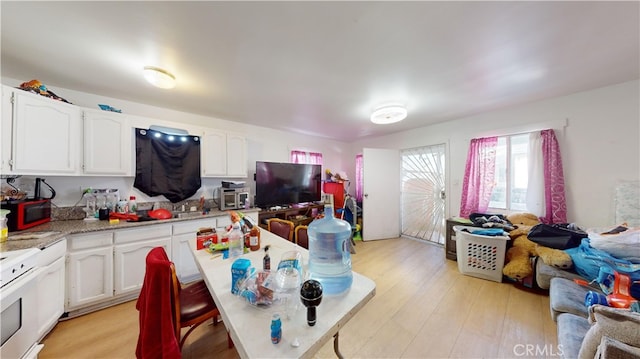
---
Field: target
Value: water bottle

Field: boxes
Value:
[307,205,353,295]
[228,222,244,259]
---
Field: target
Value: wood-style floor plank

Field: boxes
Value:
[40,237,556,359]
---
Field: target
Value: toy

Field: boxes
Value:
[17,79,71,103]
[502,213,573,280]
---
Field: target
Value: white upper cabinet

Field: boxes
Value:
[83,109,132,175]
[202,130,247,178]
[9,89,82,175]
[1,86,13,174]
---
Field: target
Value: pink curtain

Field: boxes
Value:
[459,137,498,218]
[309,152,323,165]
[291,151,323,165]
[290,150,306,164]
[540,129,567,224]
[355,154,363,202]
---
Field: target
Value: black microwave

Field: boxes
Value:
[1,199,51,232]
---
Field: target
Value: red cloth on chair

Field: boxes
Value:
[136,247,181,359]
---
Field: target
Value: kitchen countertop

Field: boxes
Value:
[0,208,259,252]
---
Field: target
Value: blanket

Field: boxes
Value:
[135,247,181,359]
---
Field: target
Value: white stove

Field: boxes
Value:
[0,247,40,289]
[1,247,42,359]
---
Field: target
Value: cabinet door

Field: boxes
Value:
[66,246,113,310]
[83,109,131,175]
[172,218,215,282]
[11,90,82,174]
[114,238,170,295]
[37,256,65,339]
[172,232,202,283]
[202,130,227,177]
[226,133,247,177]
[1,86,13,174]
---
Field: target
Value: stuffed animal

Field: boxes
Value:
[502,213,573,280]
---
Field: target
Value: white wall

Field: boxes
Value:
[1,77,351,207]
[4,77,638,227]
[351,80,640,227]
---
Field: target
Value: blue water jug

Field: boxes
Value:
[308,205,353,295]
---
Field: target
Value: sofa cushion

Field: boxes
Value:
[556,312,591,359]
[550,277,600,321]
[536,259,588,290]
[578,305,640,359]
[595,336,640,359]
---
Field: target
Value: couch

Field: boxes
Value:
[537,261,640,358]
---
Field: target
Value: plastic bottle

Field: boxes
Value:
[228,222,244,259]
[249,226,261,251]
[270,313,282,344]
[128,196,137,213]
[307,204,353,295]
[263,245,271,271]
[0,209,9,243]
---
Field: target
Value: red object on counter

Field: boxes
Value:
[109,212,139,221]
[196,233,218,250]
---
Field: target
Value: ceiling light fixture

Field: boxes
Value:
[370,104,408,124]
[143,66,176,89]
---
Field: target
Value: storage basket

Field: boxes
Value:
[453,226,510,282]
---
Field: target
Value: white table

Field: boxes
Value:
[189,230,376,359]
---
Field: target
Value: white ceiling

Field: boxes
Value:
[2,2,638,141]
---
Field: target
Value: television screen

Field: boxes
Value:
[255,161,322,208]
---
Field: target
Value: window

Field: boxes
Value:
[461,129,565,222]
[290,150,323,165]
[489,134,529,211]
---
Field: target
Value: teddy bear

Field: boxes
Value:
[502,213,573,281]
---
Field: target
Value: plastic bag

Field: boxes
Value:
[527,223,587,250]
[237,271,276,306]
[588,225,640,263]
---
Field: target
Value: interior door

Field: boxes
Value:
[362,148,401,241]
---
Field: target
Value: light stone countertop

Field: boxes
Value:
[0,208,260,252]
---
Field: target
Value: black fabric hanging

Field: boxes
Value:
[134,128,201,203]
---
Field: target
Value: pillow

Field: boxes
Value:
[595,336,640,359]
[578,305,640,359]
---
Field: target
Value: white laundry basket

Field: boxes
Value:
[453,226,510,282]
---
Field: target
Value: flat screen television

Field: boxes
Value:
[255,161,322,208]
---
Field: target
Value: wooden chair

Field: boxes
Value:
[295,225,309,249]
[137,247,229,357]
[267,218,295,242]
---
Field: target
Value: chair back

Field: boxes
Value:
[136,247,181,358]
[268,218,295,241]
[295,225,309,249]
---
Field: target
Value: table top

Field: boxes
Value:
[189,230,376,359]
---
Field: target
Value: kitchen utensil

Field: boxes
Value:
[148,208,172,220]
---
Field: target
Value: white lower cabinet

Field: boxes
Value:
[36,239,67,340]
[113,225,171,295]
[65,225,170,313]
[63,215,259,316]
[172,218,217,283]
[66,243,114,311]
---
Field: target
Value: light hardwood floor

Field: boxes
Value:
[40,237,557,359]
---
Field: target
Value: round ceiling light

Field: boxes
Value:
[370,104,407,124]
[143,66,176,89]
